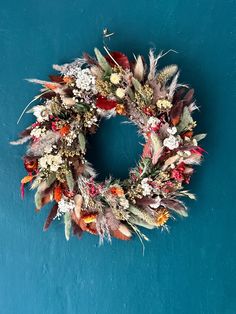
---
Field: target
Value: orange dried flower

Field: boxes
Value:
[116,104,126,115]
[54,185,62,202]
[59,124,70,136]
[109,186,124,197]
[155,208,170,226]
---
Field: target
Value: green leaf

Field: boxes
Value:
[66,171,74,192]
[126,87,135,101]
[78,133,86,153]
[131,77,142,93]
[74,103,90,113]
[64,212,72,241]
[34,190,42,209]
[94,48,112,75]
[128,205,156,226]
[193,133,207,142]
[129,216,155,229]
[177,106,193,133]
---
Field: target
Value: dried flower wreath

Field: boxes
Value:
[12,38,206,246]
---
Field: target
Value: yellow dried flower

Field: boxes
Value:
[155,208,170,226]
[110,73,121,85]
[156,99,172,111]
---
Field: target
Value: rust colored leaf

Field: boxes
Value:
[43,204,58,231]
[49,75,64,83]
[183,89,194,105]
[112,229,131,241]
[170,101,185,126]
[53,185,62,202]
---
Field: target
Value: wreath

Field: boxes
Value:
[12,41,206,245]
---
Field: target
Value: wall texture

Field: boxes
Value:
[0,0,235,313]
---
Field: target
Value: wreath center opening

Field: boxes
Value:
[87,116,144,181]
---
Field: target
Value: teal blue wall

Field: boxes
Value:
[1,0,235,313]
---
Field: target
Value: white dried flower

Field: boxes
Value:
[115,88,125,99]
[30,126,46,138]
[39,154,63,172]
[147,117,160,130]
[141,178,153,196]
[149,196,161,208]
[57,198,75,217]
[119,198,129,209]
[167,127,177,135]
[163,135,180,150]
[75,68,96,93]
[31,104,51,122]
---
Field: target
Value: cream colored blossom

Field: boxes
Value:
[115,88,125,99]
[39,154,63,172]
[156,99,172,110]
[110,73,121,85]
[163,135,180,150]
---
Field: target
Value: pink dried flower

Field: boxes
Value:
[171,169,184,182]
[87,179,100,197]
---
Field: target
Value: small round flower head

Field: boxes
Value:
[115,88,126,99]
[167,127,177,135]
[119,197,129,209]
[39,154,63,172]
[156,99,172,111]
[57,198,75,216]
[32,104,51,122]
[110,73,121,85]
[30,126,46,138]
[147,117,161,131]
[75,68,96,93]
[141,178,153,196]
[163,135,180,150]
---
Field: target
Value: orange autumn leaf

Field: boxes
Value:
[181,131,193,138]
[53,186,62,202]
[21,175,33,184]
[44,82,59,90]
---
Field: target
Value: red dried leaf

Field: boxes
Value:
[170,100,185,126]
[40,91,55,99]
[24,157,38,173]
[72,221,83,238]
[96,95,117,110]
[105,51,130,69]
[183,88,194,105]
[43,204,58,231]
[49,75,64,83]
[112,229,131,241]
[173,87,187,104]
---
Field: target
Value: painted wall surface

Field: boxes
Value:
[0,0,235,313]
